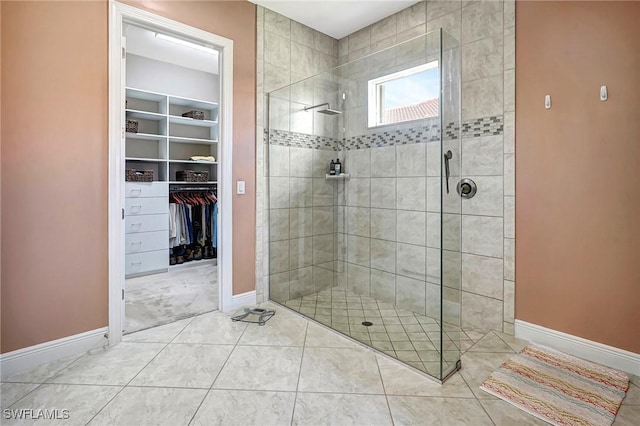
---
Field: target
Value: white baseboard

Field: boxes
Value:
[0,327,109,381]
[515,320,640,376]
[226,290,257,312]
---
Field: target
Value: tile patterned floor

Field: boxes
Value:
[1,302,638,426]
[280,287,482,378]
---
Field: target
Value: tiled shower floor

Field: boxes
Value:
[278,287,486,377]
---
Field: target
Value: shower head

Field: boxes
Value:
[304,102,342,115]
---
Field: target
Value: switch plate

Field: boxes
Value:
[237,180,245,195]
[545,95,551,109]
[600,85,608,101]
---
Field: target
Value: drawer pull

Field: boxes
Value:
[131,241,142,245]
[130,261,142,265]
[130,189,142,195]
[130,223,142,228]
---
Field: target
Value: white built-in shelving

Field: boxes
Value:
[125,87,219,183]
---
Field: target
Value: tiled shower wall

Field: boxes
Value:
[337,0,515,333]
[256,0,516,334]
[255,6,339,302]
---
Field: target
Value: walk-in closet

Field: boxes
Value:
[122,22,221,333]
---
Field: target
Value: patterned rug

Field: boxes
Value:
[480,343,629,426]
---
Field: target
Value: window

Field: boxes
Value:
[367,61,439,128]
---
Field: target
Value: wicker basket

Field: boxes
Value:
[182,110,205,120]
[126,119,139,133]
[126,169,153,182]
[176,170,209,182]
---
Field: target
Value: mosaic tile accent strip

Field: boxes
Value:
[268,129,339,151]
[344,122,442,150]
[267,116,503,151]
[461,116,504,138]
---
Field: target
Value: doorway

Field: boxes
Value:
[108,2,235,345]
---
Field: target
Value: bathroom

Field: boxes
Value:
[258,1,513,381]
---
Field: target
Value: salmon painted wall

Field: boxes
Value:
[0,1,256,354]
[516,1,640,353]
[1,1,109,353]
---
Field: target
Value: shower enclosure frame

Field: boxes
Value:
[265,29,462,383]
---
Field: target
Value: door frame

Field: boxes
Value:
[108,1,234,345]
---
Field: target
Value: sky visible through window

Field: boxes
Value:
[383,67,440,109]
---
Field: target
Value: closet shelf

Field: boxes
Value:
[169,136,218,145]
[169,96,218,110]
[126,87,166,102]
[126,132,166,141]
[169,160,218,165]
[125,157,167,163]
[126,109,167,121]
[168,181,218,185]
[169,115,218,128]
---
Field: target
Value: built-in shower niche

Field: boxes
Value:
[267,29,462,382]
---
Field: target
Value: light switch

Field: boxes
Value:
[600,85,608,101]
[237,180,245,195]
[545,95,551,109]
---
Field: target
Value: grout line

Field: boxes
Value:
[374,352,396,425]
[290,321,310,426]
[84,317,197,424]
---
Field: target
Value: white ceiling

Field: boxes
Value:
[124,24,219,74]
[251,0,421,39]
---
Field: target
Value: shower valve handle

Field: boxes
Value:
[444,150,453,194]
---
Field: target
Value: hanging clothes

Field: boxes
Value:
[169,189,218,264]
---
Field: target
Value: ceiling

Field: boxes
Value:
[124,24,219,74]
[250,0,421,39]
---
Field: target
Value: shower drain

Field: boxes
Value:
[361,321,373,327]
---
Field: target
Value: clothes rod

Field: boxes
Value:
[169,186,216,192]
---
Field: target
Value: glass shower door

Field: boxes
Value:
[439,28,462,379]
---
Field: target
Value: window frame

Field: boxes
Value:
[367,61,439,128]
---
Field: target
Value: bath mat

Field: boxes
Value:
[480,343,629,426]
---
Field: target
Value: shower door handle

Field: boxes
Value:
[444,150,453,194]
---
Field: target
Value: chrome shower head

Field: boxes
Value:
[317,108,342,115]
[304,102,342,115]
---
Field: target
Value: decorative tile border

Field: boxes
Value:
[461,116,504,138]
[267,115,503,151]
[267,129,339,151]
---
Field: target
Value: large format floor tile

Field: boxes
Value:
[3,354,83,384]
[298,347,384,394]
[3,384,121,426]
[173,311,247,345]
[387,395,494,425]
[614,404,640,425]
[213,346,303,391]
[479,399,548,426]
[292,393,393,426]
[376,355,473,398]
[88,386,206,426]
[237,315,308,347]
[123,317,194,343]
[191,389,295,426]
[0,383,39,409]
[304,323,360,348]
[48,342,165,386]
[130,343,234,388]
[459,351,514,399]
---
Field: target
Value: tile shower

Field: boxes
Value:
[267,30,464,381]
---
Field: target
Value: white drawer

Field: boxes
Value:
[125,197,167,216]
[125,230,169,254]
[125,214,168,234]
[125,250,168,276]
[125,182,168,198]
